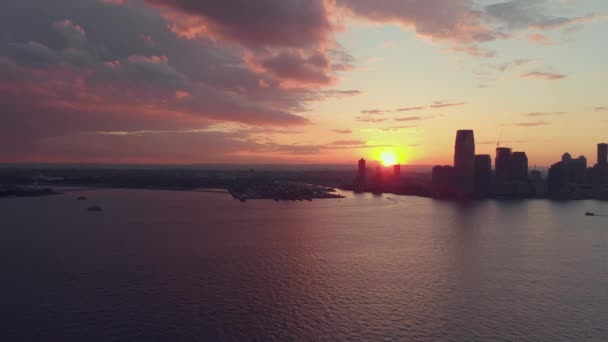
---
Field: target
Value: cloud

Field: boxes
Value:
[337,0,505,55]
[380,125,417,132]
[331,129,352,134]
[521,112,566,117]
[484,0,604,31]
[394,115,436,122]
[360,109,391,115]
[246,49,336,86]
[355,116,387,123]
[520,71,566,80]
[500,121,551,127]
[396,106,426,112]
[430,101,465,108]
[528,32,549,43]
[493,59,533,72]
[146,0,335,48]
[330,140,366,146]
[0,0,360,163]
[318,89,362,98]
[394,116,422,122]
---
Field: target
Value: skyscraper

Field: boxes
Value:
[454,130,475,195]
[455,130,475,172]
[495,147,512,182]
[358,158,366,184]
[474,154,492,195]
[393,164,401,178]
[598,143,608,166]
[511,152,529,181]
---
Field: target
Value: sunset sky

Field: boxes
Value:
[1,0,607,166]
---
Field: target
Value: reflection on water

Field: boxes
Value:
[1,189,607,341]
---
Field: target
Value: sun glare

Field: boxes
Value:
[380,151,398,166]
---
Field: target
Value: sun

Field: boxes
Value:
[380,151,398,166]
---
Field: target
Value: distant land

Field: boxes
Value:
[0,163,439,172]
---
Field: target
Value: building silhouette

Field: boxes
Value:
[495,147,512,182]
[393,164,401,178]
[374,165,383,183]
[548,161,567,193]
[570,156,587,183]
[530,170,542,182]
[598,143,608,166]
[357,130,608,200]
[474,154,492,195]
[358,158,366,185]
[432,165,457,198]
[511,152,529,181]
[454,130,475,195]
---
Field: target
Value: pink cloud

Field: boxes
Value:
[521,72,566,80]
[528,32,549,43]
[146,0,335,48]
[246,49,334,86]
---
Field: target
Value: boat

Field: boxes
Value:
[87,205,103,211]
[585,212,595,216]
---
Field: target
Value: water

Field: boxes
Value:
[1,189,607,341]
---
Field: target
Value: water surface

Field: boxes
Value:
[1,189,607,341]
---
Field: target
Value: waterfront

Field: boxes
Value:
[2,189,608,341]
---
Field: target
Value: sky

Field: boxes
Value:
[1,0,607,166]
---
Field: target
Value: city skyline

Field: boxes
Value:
[1,1,608,166]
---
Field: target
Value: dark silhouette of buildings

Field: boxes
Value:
[547,147,608,199]
[454,130,475,195]
[511,152,528,182]
[432,165,457,198]
[495,147,512,182]
[356,129,608,201]
[374,165,383,183]
[474,154,491,195]
[432,130,543,199]
[358,158,366,185]
[598,143,607,166]
[393,164,401,178]
[530,170,542,182]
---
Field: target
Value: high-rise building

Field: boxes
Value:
[454,130,475,194]
[393,164,401,178]
[495,147,512,182]
[374,165,383,182]
[511,152,529,181]
[474,154,492,195]
[358,158,366,184]
[569,156,587,183]
[598,143,608,166]
[548,161,567,193]
[455,130,475,172]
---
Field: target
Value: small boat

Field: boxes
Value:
[87,205,103,211]
[585,212,595,216]
[77,196,87,200]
